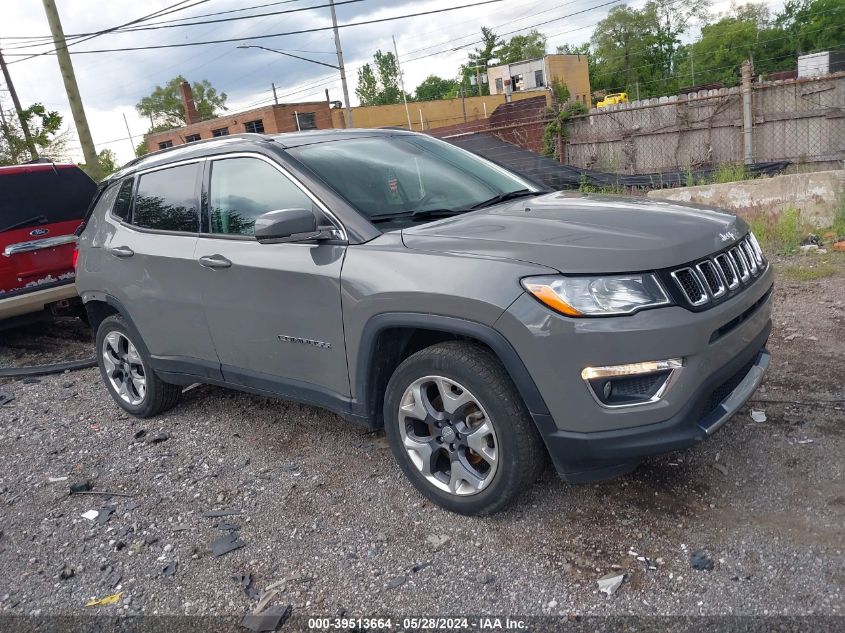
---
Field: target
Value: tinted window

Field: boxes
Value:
[132,164,199,232]
[0,165,96,232]
[112,178,134,221]
[209,158,313,236]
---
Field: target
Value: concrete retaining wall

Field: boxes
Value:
[647,170,844,226]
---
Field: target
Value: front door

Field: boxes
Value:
[195,155,349,405]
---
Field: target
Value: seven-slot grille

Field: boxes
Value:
[670,235,765,308]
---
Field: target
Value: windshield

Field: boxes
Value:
[287,134,541,226]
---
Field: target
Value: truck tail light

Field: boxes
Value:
[72,245,79,271]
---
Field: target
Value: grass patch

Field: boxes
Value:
[746,207,805,254]
[710,163,750,184]
[778,262,837,281]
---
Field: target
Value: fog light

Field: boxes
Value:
[582,358,683,408]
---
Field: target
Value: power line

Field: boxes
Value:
[6,0,510,60]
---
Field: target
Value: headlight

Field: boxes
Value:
[521,274,671,316]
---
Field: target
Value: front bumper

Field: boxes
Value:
[495,264,774,481]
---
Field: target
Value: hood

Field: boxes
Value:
[401,192,747,274]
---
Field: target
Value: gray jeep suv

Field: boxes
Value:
[75,130,773,515]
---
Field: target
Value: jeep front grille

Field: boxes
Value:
[669,235,766,309]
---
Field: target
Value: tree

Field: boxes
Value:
[461,27,502,96]
[590,6,659,95]
[674,4,782,87]
[136,76,227,130]
[355,50,408,106]
[495,30,547,64]
[79,149,119,178]
[777,0,845,54]
[414,75,459,101]
[135,139,150,158]
[0,100,64,165]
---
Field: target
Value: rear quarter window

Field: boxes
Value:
[111,178,135,221]
[131,163,201,233]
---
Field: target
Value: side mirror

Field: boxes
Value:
[254,208,332,244]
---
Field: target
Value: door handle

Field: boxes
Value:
[199,254,232,269]
[108,246,134,258]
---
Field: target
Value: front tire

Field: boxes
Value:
[96,314,180,418]
[383,341,546,515]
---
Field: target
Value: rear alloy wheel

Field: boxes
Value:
[398,376,498,496]
[384,341,546,515]
[102,331,146,406]
[95,314,181,418]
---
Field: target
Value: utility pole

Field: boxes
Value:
[122,113,135,154]
[0,46,38,160]
[690,50,695,86]
[0,100,20,163]
[41,0,100,179]
[329,0,353,128]
[392,35,412,130]
[272,82,279,105]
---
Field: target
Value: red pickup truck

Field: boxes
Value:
[0,162,96,326]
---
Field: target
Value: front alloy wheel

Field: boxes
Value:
[383,341,546,515]
[398,376,498,496]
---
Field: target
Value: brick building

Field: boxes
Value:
[145,81,335,152]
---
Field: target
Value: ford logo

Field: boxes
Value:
[30,228,50,236]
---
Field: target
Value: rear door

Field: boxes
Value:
[194,154,349,402]
[102,161,221,378]
[0,164,96,294]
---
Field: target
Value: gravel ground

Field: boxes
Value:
[0,255,842,624]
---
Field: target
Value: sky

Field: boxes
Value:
[1,0,781,165]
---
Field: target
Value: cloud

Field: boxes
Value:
[1,0,781,164]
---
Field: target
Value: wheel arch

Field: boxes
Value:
[354,313,549,428]
[83,294,150,357]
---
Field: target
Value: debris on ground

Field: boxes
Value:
[211,533,246,557]
[162,561,178,577]
[240,604,292,632]
[148,431,169,444]
[233,572,260,599]
[712,462,729,476]
[96,505,116,525]
[81,510,99,521]
[0,390,14,406]
[478,573,496,584]
[385,575,408,590]
[797,438,814,445]
[750,409,767,423]
[202,509,242,518]
[253,579,286,614]
[48,476,69,483]
[691,550,715,571]
[597,572,625,596]
[70,479,94,494]
[84,592,124,607]
[425,534,451,550]
[133,429,147,440]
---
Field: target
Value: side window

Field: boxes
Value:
[90,182,121,221]
[131,164,200,232]
[208,158,314,236]
[111,178,134,221]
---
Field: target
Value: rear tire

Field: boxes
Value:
[96,314,180,418]
[383,341,546,515]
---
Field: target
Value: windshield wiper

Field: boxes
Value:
[369,208,467,224]
[1,215,48,233]
[469,189,537,210]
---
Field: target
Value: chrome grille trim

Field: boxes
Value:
[696,259,726,298]
[730,247,751,282]
[742,240,759,274]
[715,253,739,289]
[670,267,709,306]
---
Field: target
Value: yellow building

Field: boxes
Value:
[486,54,591,108]
[330,91,546,131]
